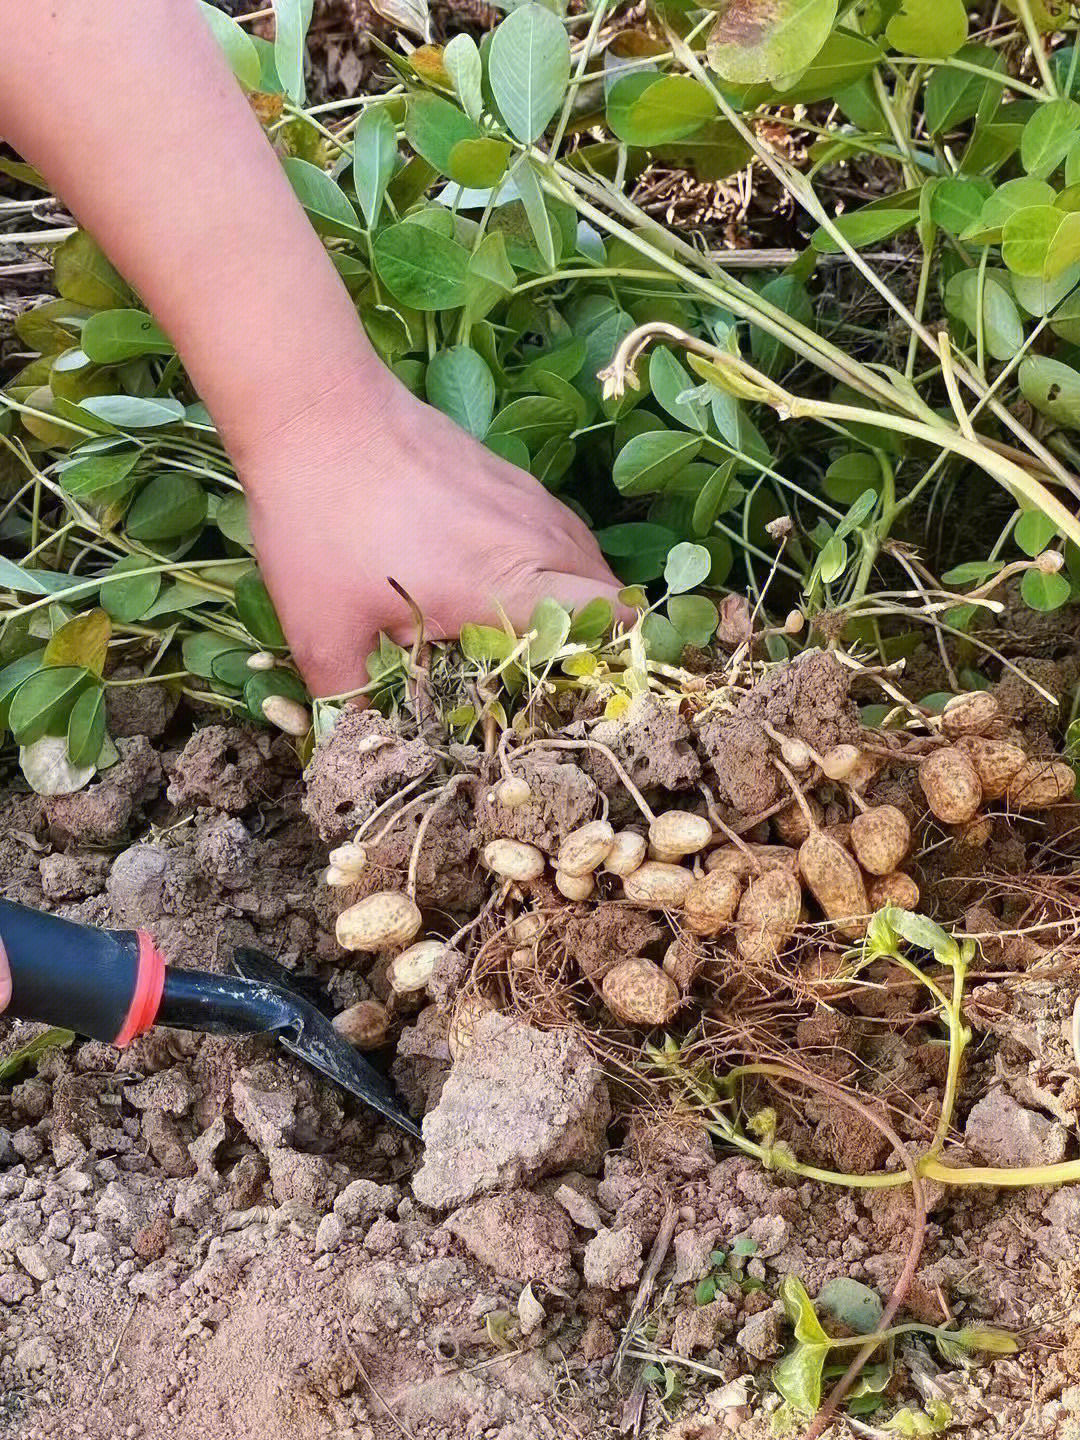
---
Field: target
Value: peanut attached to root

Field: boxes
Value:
[482,839,546,882]
[622,861,694,908]
[557,820,615,877]
[388,939,446,995]
[333,1000,390,1049]
[735,866,803,966]
[849,805,911,876]
[919,747,983,824]
[956,736,1026,800]
[556,869,596,901]
[648,810,713,858]
[941,690,999,739]
[336,892,423,952]
[681,869,743,936]
[261,694,312,736]
[604,830,647,877]
[1005,759,1077,809]
[493,775,532,808]
[867,872,920,909]
[602,958,681,1026]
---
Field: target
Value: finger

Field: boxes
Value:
[0,939,10,1015]
[531,572,637,625]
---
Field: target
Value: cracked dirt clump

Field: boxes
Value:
[477,751,599,855]
[562,902,668,986]
[302,706,438,843]
[166,724,274,813]
[586,693,702,803]
[696,713,781,814]
[104,666,179,739]
[44,737,162,844]
[742,649,861,753]
[413,1012,611,1210]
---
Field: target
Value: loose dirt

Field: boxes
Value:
[4,643,1080,1440]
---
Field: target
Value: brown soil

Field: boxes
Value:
[3,642,1080,1440]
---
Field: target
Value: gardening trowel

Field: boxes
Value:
[0,897,420,1139]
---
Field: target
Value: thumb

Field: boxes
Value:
[531,572,636,626]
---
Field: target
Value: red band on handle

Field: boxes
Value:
[112,931,166,1047]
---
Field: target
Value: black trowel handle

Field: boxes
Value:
[0,898,166,1046]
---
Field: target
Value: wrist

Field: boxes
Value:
[230,351,406,497]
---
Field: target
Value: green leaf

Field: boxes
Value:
[1021,99,1080,178]
[485,433,531,469]
[963,176,1055,243]
[99,555,162,623]
[883,906,959,964]
[0,1028,76,1083]
[81,309,173,364]
[526,597,572,665]
[273,0,313,104]
[444,33,484,121]
[488,4,570,144]
[488,395,576,453]
[885,0,967,56]
[373,222,471,310]
[1002,204,1064,278]
[613,431,703,496]
[215,492,253,549]
[75,395,185,429]
[665,541,712,594]
[8,666,90,745]
[235,569,287,648]
[649,348,709,432]
[183,632,245,678]
[929,177,992,237]
[773,1345,828,1416]
[282,157,362,239]
[668,594,719,645]
[1021,565,1071,611]
[66,684,106,768]
[708,0,838,84]
[1015,508,1058,556]
[817,1278,883,1335]
[460,623,516,663]
[835,488,879,539]
[811,209,917,251]
[607,73,715,146]
[53,232,128,310]
[511,157,557,272]
[243,665,308,724]
[126,474,207,540]
[57,448,141,503]
[211,649,258,689]
[819,534,848,583]
[944,269,1024,361]
[199,2,262,88]
[405,94,484,180]
[44,610,111,676]
[641,612,685,664]
[824,452,880,504]
[651,120,751,181]
[0,651,46,730]
[596,523,678,583]
[448,137,511,188]
[884,1400,954,1435]
[692,459,739,535]
[925,44,1004,135]
[426,346,496,438]
[352,106,398,229]
[568,597,613,645]
[1019,354,1080,427]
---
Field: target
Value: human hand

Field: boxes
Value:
[242,370,627,697]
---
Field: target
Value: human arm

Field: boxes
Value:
[0,0,624,694]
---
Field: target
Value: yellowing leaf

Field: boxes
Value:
[43,609,111,676]
[708,0,838,85]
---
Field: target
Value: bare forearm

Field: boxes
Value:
[0,0,384,473]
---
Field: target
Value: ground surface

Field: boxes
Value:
[4,643,1080,1440]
